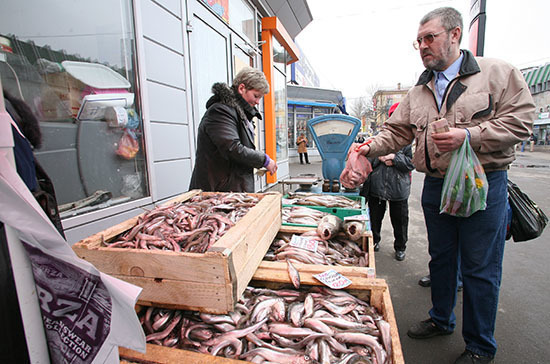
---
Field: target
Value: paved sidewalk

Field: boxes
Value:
[277,152,550,364]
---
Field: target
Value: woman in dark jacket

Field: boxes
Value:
[4,90,65,238]
[361,103,414,260]
[189,67,277,192]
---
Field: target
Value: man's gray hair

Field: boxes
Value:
[232,66,270,94]
[420,7,463,43]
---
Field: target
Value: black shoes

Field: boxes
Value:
[395,250,406,261]
[418,275,431,287]
[454,350,494,364]
[373,242,380,252]
[417,275,463,291]
[407,318,453,339]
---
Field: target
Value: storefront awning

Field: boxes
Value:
[258,0,312,39]
[523,63,550,87]
[534,118,550,126]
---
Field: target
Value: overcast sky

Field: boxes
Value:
[295,0,550,101]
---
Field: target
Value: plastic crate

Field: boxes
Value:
[283,194,367,219]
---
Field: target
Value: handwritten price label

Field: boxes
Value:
[313,269,352,289]
[344,214,369,222]
[290,235,319,253]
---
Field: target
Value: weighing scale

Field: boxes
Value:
[307,114,361,192]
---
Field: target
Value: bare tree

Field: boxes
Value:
[347,84,382,134]
[349,96,369,120]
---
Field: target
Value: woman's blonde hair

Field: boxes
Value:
[232,67,269,94]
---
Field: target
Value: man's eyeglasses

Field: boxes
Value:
[413,30,447,50]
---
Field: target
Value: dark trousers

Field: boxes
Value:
[422,171,507,357]
[299,152,309,164]
[368,196,408,251]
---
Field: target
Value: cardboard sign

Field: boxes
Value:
[313,269,352,289]
[290,235,319,253]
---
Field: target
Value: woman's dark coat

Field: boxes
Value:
[362,145,414,201]
[189,83,267,192]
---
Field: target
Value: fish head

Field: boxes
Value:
[270,299,286,322]
[349,356,373,364]
[293,355,318,364]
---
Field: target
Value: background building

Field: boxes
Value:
[523,63,550,145]
[372,84,409,133]
[286,84,345,162]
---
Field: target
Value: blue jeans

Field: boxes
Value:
[422,171,507,357]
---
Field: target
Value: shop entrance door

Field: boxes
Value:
[188,0,231,140]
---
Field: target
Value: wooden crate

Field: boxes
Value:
[119,277,403,364]
[260,225,376,278]
[73,190,281,314]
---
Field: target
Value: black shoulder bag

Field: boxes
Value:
[508,179,548,242]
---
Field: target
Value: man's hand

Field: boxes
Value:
[266,159,278,175]
[356,143,371,156]
[379,153,395,166]
[432,128,467,152]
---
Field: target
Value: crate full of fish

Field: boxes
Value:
[119,277,404,364]
[259,223,376,284]
[282,192,368,227]
[72,190,282,314]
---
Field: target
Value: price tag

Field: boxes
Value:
[344,214,369,222]
[313,269,352,289]
[366,267,376,279]
[290,235,319,253]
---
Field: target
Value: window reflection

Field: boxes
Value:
[229,0,255,44]
[274,69,287,161]
[0,0,148,218]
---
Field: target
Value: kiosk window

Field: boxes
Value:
[0,0,148,218]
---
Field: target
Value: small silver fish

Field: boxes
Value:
[286,259,301,289]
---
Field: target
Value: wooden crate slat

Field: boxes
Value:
[252,262,385,292]
[234,211,282,300]
[120,344,243,364]
[383,287,405,364]
[116,275,232,314]
[75,248,229,283]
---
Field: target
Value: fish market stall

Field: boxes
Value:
[282,192,372,251]
[260,225,376,284]
[119,276,404,364]
[72,190,281,314]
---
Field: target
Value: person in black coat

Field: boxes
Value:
[189,67,277,192]
[4,90,65,238]
[360,103,414,261]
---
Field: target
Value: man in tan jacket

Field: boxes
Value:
[355,7,534,364]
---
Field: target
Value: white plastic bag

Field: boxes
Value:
[440,138,488,217]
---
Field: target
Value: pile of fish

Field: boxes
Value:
[283,206,329,226]
[264,232,369,267]
[284,192,362,209]
[104,193,259,253]
[140,285,392,364]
